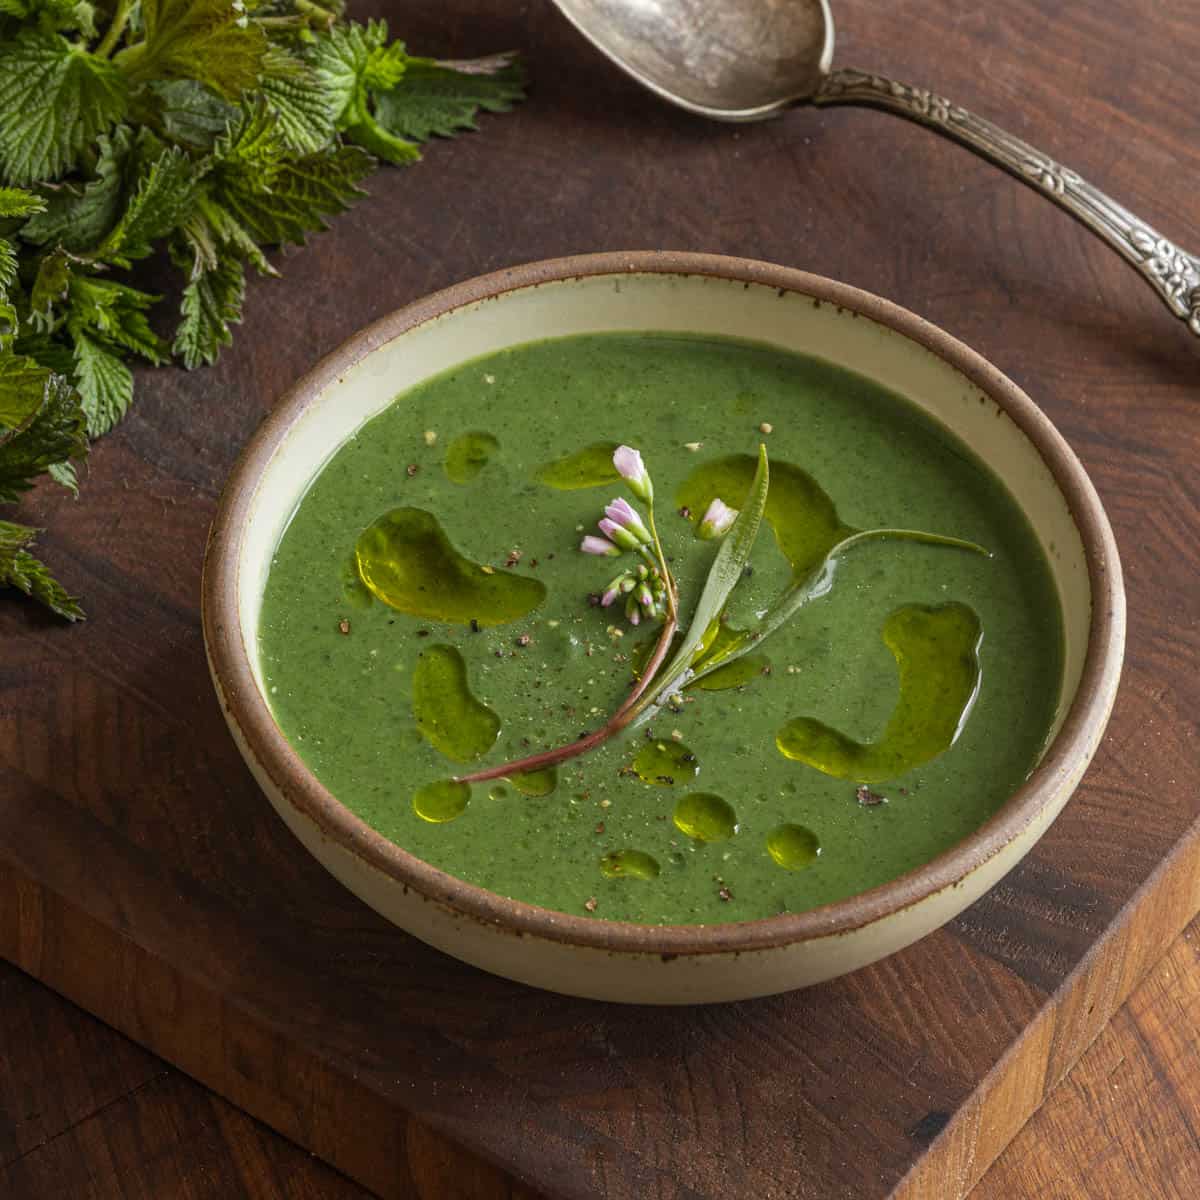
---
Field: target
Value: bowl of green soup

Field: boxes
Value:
[202,252,1123,1004]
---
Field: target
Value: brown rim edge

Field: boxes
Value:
[201,251,1125,958]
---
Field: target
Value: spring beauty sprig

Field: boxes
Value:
[456,443,685,786]
[581,490,671,624]
[452,439,988,790]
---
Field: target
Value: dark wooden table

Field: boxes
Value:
[4,917,1199,1198]
[2,1,1198,1197]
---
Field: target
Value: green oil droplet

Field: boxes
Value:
[413,779,470,823]
[355,507,545,626]
[776,602,982,783]
[444,431,499,483]
[692,654,770,691]
[677,455,855,579]
[600,849,661,880]
[412,643,500,762]
[534,441,621,489]
[632,739,699,786]
[673,793,737,842]
[339,553,374,609]
[487,784,509,801]
[507,765,558,797]
[766,823,821,870]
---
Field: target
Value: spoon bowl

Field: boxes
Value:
[554,0,834,119]
[552,0,1200,336]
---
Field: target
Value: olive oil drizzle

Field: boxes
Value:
[777,602,983,784]
[677,453,854,579]
[534,441,622,490]
[412,644,500,763]
[444,431,500,483]
[355,506,546,626]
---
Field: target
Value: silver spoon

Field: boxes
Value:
[552,0,1200,337]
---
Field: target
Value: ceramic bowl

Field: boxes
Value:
[202,252,1124,1004]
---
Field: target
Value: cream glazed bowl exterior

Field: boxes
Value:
[202,252,1125,1005]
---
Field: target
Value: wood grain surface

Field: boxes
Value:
[1,1,1198,1198]
[3,917,1198,1198]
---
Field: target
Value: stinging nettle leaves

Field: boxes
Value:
[20,127,132,252]
[93,141,200,267]
[0,4,526,618]
[375,54,527,143]
[0,186,48,219]
[257,49,340,155]
[147,79,239,150]
[0,353,54,429]
[0,517,85,619]
[0,368,87,502]
[0,31,128,185]
[117,0,268,101]
[213,143,373,248]
[173,253,245,369]
[71,330,134,435]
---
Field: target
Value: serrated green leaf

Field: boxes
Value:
[0,0,94,35]
[188,196,273,275]
[308,20,380,121]
[67,275,168,364]
[0,187,47,219]
[214,99,287,180]
[93,142,199,267]
[47,457,77,493]
[11,331,75,377]
[71,330,134,435]
[215,142,371,246]
[118,0,267,101]
[0,519,83,619]
[0,369,87,501]
[149,79,238,150]
[363,40,408,93]
[20,127,131,252]
[0,31,128,184]
[0,352,52,429]
[0,239,16,297]
[259,51,339,155]
[28,248,72,331]
[374,54,526,142]
[173,253,244,368]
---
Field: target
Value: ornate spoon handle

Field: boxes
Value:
[814,67,1200,336]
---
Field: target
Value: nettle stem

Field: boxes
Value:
[94,0,132,58]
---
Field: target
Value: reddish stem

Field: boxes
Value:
[454,612,679,786]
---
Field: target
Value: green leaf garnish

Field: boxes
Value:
[685,527,991,690]
[643,443,770,709]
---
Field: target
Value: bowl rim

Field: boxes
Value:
[202,250,1124,957]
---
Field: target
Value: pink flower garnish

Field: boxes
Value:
[698,497,738,540]
[597,516,641,551]
[604,497,651,544]
[580,534,621,557]
[612,444,653,502]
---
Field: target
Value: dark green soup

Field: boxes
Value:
[258,333,1062,924]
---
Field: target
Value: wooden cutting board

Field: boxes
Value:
[2,2,1197,1197]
